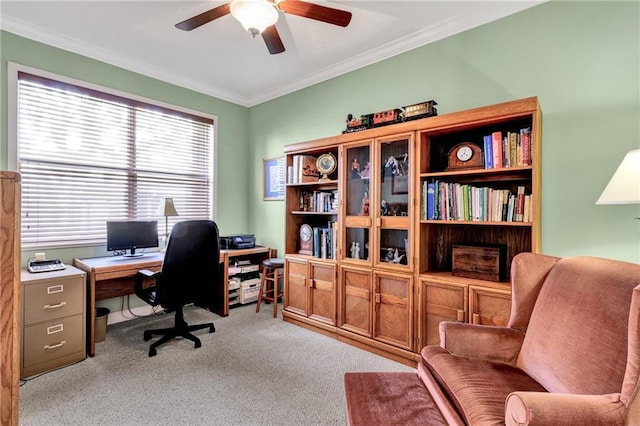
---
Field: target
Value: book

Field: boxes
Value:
[509,132,518,168]
[515,186,525,222]
[520,127,532,166]
[523,195,531,223]
[491,131,503,169]
[483,135,493,169]
[426,182,435,220]
[313,227,320,257]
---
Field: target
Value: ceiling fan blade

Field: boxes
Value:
[278,1,351,27]
[262,25,286,55]
[175,3,231,31]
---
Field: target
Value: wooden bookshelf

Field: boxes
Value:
[282,97,541,364]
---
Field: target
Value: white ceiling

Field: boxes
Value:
[0,1,542,107]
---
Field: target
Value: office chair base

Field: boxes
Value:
[143,310,215,357]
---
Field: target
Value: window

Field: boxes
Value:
[14,69,215,249]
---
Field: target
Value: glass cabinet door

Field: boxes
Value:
[375,134,412,269]
[343,142,372,263]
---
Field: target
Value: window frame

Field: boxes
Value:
[7,62,218,249]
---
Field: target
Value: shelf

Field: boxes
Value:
[421,166,532,179]
[291,211,338,215]
[420,220,532,227]
[286,180,338,187]
[419,270,511,288]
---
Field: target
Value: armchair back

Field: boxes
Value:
[515,256,640,399]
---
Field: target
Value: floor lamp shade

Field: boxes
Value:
[596,149,640,205]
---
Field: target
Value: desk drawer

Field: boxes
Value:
[23,277,84,325]
[23,314,84,368]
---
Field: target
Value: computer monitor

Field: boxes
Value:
[106,220,159,257]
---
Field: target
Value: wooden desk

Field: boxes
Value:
[73,246,271,356]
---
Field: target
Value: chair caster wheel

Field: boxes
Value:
[149,348,157,357]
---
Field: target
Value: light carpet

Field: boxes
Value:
[19,303,415,425]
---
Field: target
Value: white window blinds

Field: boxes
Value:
[17,71,215,248]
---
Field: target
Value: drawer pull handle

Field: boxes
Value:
[47,324,64,334]
[44,301,67,310]
[47,285,64,294]
[44,341,66,350]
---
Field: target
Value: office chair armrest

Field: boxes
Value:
[134,269,161,306]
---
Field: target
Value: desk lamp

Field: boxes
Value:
[596,149,640,216]
[156,197,180,250]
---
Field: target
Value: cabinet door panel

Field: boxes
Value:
[420,280,467,348]
[309,262,336,325]
[285,258,308,316]
[340,267,372,336]
[373,272,413,350]
[469,285,510,326]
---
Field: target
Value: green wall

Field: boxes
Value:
[250,1,640,264]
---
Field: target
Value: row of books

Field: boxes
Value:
[289,154,318,183]
[483,127,532,169]
[299,190,338,213]
[422,181,532,223]
[310,222,338,259]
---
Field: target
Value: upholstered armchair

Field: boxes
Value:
[418,253,640,425]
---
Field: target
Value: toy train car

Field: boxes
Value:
[344,100,438,133]
[401,100,438,121]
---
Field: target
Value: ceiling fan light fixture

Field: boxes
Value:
[230,0,278,37]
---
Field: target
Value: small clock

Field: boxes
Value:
[298,224,313,255]
[446,142,484,171]
[316,153,337,182]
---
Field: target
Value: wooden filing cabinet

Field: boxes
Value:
[21,266,86,378]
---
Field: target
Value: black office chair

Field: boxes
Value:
[134,220,221,357]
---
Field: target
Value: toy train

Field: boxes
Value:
[344,100,438,133]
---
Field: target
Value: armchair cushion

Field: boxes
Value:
[422,345,546,425]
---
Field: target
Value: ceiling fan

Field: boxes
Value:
[175,0,352,55]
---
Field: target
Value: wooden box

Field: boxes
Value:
[452,244,507,282]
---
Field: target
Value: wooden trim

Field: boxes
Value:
[0,172,21,426]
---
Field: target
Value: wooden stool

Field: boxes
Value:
[256,258,284,318]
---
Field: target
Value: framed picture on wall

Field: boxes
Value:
[263,156,285,201]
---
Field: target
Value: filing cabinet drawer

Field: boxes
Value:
[23,277,84,325]
[22,314,84,369]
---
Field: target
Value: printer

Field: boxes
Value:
[220,234,256,250]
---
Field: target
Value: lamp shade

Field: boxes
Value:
[230,0,278,35]
[596,149,640,205]
[155,197,179,217]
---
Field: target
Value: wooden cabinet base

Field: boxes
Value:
[283,310,417,367]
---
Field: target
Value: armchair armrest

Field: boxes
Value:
[134,269,161,306]
[439,321,525,365]
[506,392,626,426]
